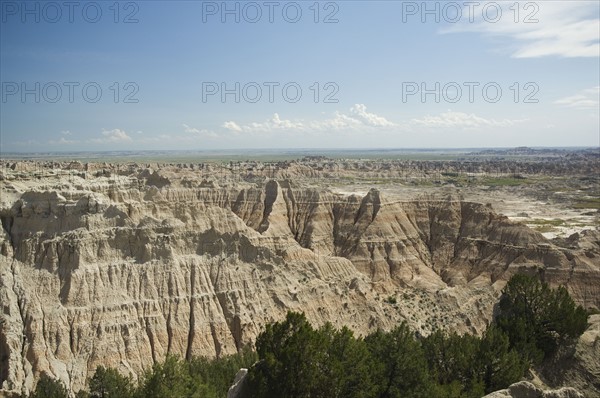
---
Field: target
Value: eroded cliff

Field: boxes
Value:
[0,164,598,395]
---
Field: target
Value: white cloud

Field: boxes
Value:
[91,129,133,143]
[182,123,200,134]
[49,136,78,145]
[203,131,219,139]
[442,1,600,58]
[349,104,396,127]
[217,106,529,135]
[309,111,363,130]
[223,113,305,133]
[411,111,526,128]
[222,105,395,134]
[554,87,600,110]
[49,130,78,145]
[222,121,243,132]
[57,137,77,144]
[181,124,219,138]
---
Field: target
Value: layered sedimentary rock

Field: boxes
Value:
[0,165,598,395]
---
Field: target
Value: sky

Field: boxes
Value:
[0,0,599,152]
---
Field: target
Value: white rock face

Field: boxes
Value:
[0,164,597,395]
[227,368,248,398]
[483,381,583,398]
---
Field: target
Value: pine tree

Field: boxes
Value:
[365,323,432,398]
[29,374,69,398]
[496,274,588,363]
[477,326,527,393]
[88,366,133,398]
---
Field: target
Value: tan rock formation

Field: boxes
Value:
[483,381,583,398]
[536,314,600,397]
[0,164,597,395]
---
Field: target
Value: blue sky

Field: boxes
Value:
[1,0,599,151]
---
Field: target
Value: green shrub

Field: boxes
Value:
[477,326,527,393]
[29,374,68,398]
[365,323,432,398]
[495,274,588,364]
[422,330,484,397]
[247,312,377,398]
[136,355,207,398]
[88,366,133,398]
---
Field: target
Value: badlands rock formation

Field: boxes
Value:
[536,314,600,397]
[482,381,583,398]
[0,163,598,395]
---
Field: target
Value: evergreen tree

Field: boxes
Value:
[135,355,215,398]
[365,323,432,398]
[188,346,257,396]
[247,313,378,398]
[314,324,376,398]
[496,274,588,363]
[88,366,133,398]
[422,330,484,397]
[29,374,69,398]
[477,326,527,393]
[247,312,326,397]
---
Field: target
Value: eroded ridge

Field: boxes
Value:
[0,161,598,394]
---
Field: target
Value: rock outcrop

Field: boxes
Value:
[483,381,583,398]
[0,164,598,395]
[227,368,248,398]
[536,314,600,397]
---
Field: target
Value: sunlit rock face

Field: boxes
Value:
[1,163,597,394]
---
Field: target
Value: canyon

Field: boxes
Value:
[0,157,598,395]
